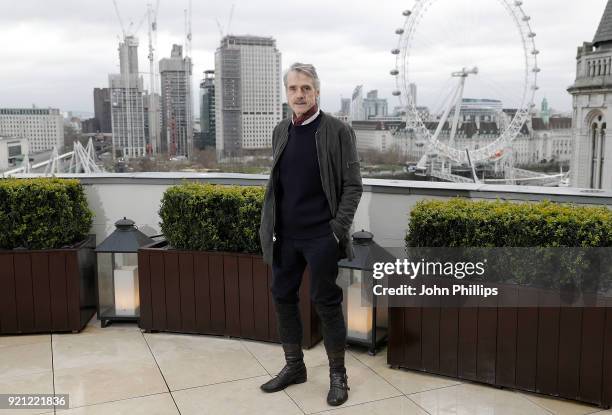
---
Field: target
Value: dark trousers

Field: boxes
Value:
[271,233,346,353]
[272,233,343,306]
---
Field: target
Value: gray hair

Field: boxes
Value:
[283,62,320,91]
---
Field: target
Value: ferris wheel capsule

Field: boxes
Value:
[402,10,412,16]
[395,28,405,35]
[532,67,541,73]
[392,90,402,96]
[522,15,531,22]
[391,48,400,55]
[528,32,536,38]
[390,69,399,75]
[531,49,540,55]
[514,1,523,6]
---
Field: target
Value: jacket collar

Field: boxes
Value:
[273,111,329,168]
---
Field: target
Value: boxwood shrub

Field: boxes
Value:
[407,198,612,248]
[159,183,264,253]
[0,178,93,250]
[406,198,612,290]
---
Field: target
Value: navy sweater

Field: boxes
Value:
[276,113,332,239]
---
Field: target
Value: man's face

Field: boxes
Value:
[286,70,319,117]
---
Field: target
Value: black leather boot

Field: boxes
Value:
[327,354,349,406]
[260,344,307,393]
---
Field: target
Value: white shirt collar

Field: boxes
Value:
[292,108,320,126]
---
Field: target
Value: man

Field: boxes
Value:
[259,62,362,406]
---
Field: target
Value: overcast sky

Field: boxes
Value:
[0,0,608,116]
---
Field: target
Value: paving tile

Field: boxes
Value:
[520,392,603,415]
[241,339,329,374]
[349,347,461,395]
[144,332,267,391]
[0,334,50,349]
[0,342,52,380]
[316,395,428,414]
[0,371,54,415]
[284,354,401,414]
[53,359,168,408]
[52,330,152,370]
[172,375,303,415]
[55,393,178,414]
[409,382,552,415]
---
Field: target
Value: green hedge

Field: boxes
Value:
[407,198,612,248]
[406,199,612,290]
[159,183,264,253]
[0,178,93,250]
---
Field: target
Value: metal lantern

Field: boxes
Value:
[95,217,154,327]
[338,230,395,355]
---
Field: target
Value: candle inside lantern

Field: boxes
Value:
[346,281,373,341]
[113,265,139,316]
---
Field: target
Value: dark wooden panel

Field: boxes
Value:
[223,255,241,337]
[163,251,182,331]
[421,304,441,374]
[536,296,560,396]
[579,308,606,404]
[402,307,422,370]
[14,254,35,332]
[267,265,279,342]
[252,256,269,341]
[238,256,255,339]
[31,253,51,331]
[439,307,459,377]
[193,252,211,333]
[149,253,167,329]
[557,308,582,400]
[603,302,612,408]
[477,295,498,384]
[208,254,225,334]
[65,252,82,330]
[516,287,539,392]
[49,253,69,331]
[387,307,405,367]
[457,307,478,381]
[137,250,152,329]
[496,285,518,388]
[0,254,18,333]
[178,253,196,332]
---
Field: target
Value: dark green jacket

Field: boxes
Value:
[259,111,363,265]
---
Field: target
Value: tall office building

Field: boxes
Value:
[350,85,365,121]
[93,88,112,133]
[0,108,63,153]
[199,70,216,149]
[214,35,282,159]
[568,0,612,189]
[340,98,351,115]
[109,35,146,158]
[363,90,388,119]
[159,44,193,157]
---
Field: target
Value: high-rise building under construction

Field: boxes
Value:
[109,35,147,159]
[159,44,193,158]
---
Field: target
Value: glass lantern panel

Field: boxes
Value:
[96,253,115,318]
[112,253,140,317]
[340,268,373,342]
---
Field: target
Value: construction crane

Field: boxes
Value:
[147,0,161,155]
[215,3,235,38]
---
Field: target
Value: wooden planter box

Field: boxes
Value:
[388,286,612,408]
[0,235,97,334]
[138,241,322,348]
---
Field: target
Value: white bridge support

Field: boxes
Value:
[3,138,104,177]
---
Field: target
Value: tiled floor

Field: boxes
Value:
[0,317,610,415]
